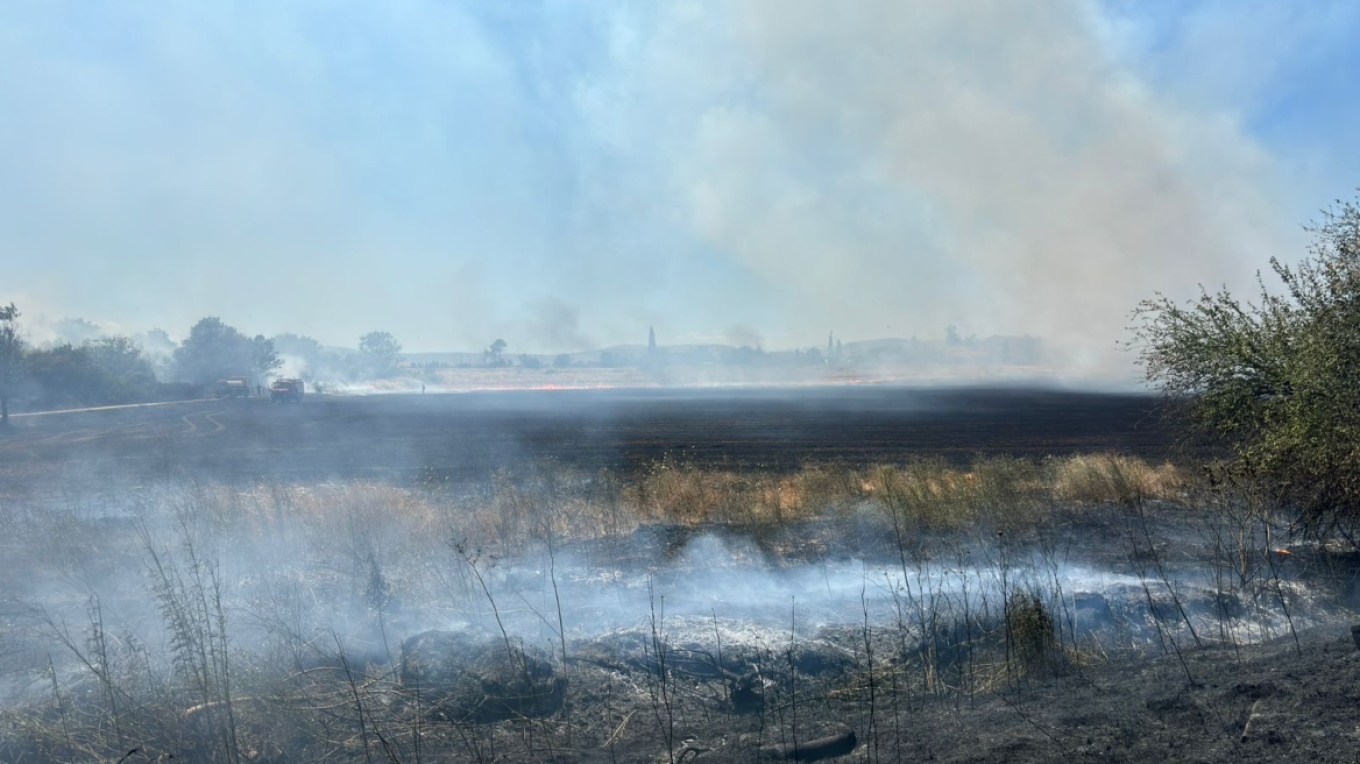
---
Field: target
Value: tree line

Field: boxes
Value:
[0,314,404,423]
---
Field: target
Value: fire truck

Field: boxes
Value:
[214,377,251,399]
[270,378,305,403]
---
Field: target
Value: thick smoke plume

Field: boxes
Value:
[641,0,1294,371]
[3,1,1312,367]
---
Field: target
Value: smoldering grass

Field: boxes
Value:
[0,452,1340,763]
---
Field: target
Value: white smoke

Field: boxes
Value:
[1,1,1318,367]
[596,0,1298,373]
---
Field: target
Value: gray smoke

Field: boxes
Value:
[0,1,1311,371]
[616,0,1297,372]
[523,296,596,353]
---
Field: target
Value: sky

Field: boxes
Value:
[2,0,1359,371]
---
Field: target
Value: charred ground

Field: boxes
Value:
[3,385,1355,764]
[0,385,1171,492]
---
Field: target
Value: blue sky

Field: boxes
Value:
[2,1,1358,370]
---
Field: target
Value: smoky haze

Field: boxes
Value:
[678,0,1292,370]
[3,0,1344,376]
[8,5,1360,761]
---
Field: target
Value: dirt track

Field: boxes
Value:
[0,386,1171,490]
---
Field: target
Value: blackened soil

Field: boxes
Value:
[483,509,1360,764]
[0,386,1172,491]
[586,624,1360,764]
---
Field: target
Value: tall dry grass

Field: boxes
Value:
[0,452,1215,764]
[1048,453,1184,504]
[618,453,1186,535]
[0,454,1188,578]
[865,457,1048,531]
[625,461,862,527]
[431,453,1184,542]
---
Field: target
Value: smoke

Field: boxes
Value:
[2,471,1348,717]
[658,0,1295,372]
[723,323,764,349]
[50,318,103,346]
[523,296,595,353]
[2,1,1332,370]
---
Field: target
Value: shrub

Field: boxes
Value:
[1132,193,1360,528]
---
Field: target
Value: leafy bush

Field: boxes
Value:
[1133,194,1360,528]
[22,338,160,408]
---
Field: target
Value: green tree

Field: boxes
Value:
[486,338,507,367]
[0,304,23,426]
[23,338,159,408]
[24,344,103,407]
[249,334,281,382]
[174,317,281,386]
[357,331,402,377]
[1132,194,1360,528]
[87,337,158,399]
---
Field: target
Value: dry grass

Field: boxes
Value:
[863,457,1048,531]
[177,453,1187,551]
[0,453,1190,570]
[1006,591,1059,677]
[626,461,862,527]
[1048,453,1185,504]
[0,452,1231,764]
[621,454,1186,536]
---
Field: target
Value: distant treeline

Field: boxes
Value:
[0,314,406,414]
[16,336,194,410]
[5,316,278,411]
[0,304,1045,416]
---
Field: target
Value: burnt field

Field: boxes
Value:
[0,385,1172,491]
[15,384,1354,763]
